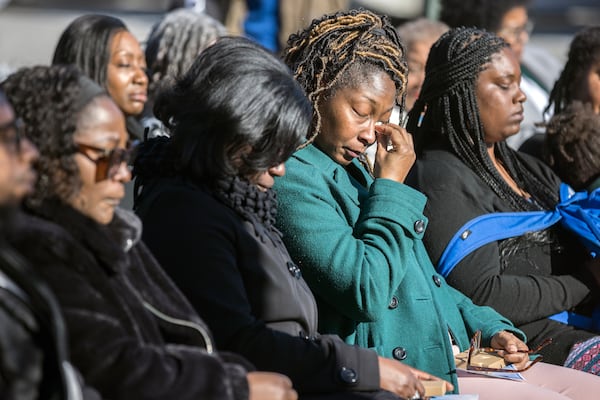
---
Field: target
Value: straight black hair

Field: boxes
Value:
[52,14,127,88]
[150,36,312,187]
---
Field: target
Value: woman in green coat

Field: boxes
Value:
[275,10,600,399]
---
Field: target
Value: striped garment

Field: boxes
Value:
[565,336,600,375]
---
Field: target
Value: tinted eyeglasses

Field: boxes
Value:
[467,330,552,373]
[0,117,23,152]
[76,140,138,182]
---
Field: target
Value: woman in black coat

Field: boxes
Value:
[134,36,447,400]
[1,64,296,400]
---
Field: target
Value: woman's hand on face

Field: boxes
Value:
[378,356,453,398]
[490,330,530,370]
[373,123,416,183]
[247,372,297,400]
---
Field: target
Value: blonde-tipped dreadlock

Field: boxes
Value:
[283,9,408,146]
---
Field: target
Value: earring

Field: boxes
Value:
[417,103,428,128]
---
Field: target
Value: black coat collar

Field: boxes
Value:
[28,199,139,275]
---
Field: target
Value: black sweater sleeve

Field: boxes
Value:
[411,152,591,325]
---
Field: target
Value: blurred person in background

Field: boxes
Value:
[52,14,148,141]
[544,101,600,192]
[545,26,600,116]
[440,0,552,150]
[396,18,449,112]
[143,7,227,138]
[0,90,99,399]
[52,14,150,209]
[520,26,600,159]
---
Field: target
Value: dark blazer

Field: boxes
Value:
[9,200,250,400]
[136,176,383,396]
[408,149,598,364]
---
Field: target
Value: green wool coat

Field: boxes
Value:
[273,145,525,391]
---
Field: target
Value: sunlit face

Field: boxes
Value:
[316,69,396,166]
[70,96,130,225]
[406,39,436,111]
[574,59,600,114]
[0,101,38,205]
[249,163,286,192]
[476,48,527,146]
[497,6,530,61]
[106,30,148,117]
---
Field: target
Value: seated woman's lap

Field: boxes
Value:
[458,362,600,400]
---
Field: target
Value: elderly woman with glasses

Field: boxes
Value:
[1,64,297,400]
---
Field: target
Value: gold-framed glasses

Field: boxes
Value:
[76,140,138,182]
[466,330,552,373]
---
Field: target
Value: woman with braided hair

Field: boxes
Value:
[408,26,600,382]
[546,26,600,117]
[272,9,599,399]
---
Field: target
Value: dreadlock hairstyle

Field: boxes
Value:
[145,9,227,100]
[545,101,600,191]
[283,8,408,145]
[545,26,600,117]
[407,27,558,211]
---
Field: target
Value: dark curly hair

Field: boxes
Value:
[52,14,127,88]
[407,27,558,211]
[440,0,531,33]
[546,26,600,117]
[283,8,408,145]
[0,65,108,206]
[545,101,600,190]
[139,36,311,188]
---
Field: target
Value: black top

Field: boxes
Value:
[408,149,598,364]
